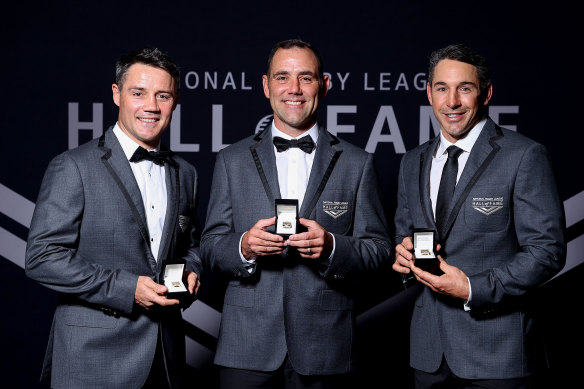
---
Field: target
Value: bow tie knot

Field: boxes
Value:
[273,135,315,153]
[130,146,173,166]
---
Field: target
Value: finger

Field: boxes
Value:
[297,218,318,229]
[402,237,414,250]
[287,236,321,247]
[187,273,197,294]
[254,216,277,229]
[392,260,411,274]
[396,243,413,261]
[249,230,285,244]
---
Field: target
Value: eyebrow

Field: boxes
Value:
[433,81,477,87]
[128,86,174,95]
[272,70,317,77]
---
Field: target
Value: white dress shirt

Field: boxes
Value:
[113,124,167,261]
[272,124,319,209]
[240,122,335,270]
[430,118,487,309]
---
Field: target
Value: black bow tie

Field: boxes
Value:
[273,135,315,154]
[130,147,173,166]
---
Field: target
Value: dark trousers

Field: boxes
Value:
[413,357,532,389]
[219,357,352,389]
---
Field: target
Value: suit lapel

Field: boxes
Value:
[440,119,503,240]
[249,129,281,203]
[98,130,154,263]
[157,161,179,269]
[300,128,342,218]
[419,138,440,228]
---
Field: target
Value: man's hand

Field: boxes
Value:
[410,256,470,301]
[393,236,414,274]
[134,276,180,310]
[185,270,200,295]
[287,218,333,259]
[241,217,286,259]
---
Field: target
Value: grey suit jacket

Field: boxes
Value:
[394,118,566,379]
[25,128,202,389]
[201,126,391,375]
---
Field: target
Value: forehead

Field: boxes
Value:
[270,47,319,74]
[432,59,479,85]
[123,63,175,89]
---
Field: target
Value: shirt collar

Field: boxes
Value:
[112,122,160,161]
[436,118,487,157]
[271,121,319,144]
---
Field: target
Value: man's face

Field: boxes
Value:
[263,47,330,137]
[112,63,177,149]
[427,59,492,143]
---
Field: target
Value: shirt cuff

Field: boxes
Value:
[463,276,472,311]
[239,232,256,273]
[327,232,336,261]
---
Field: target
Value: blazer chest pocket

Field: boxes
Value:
[464,184,510,233]
[315,190,354,235]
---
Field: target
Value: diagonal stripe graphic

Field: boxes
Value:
[0,183,35,228]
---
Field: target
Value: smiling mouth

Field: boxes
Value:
[284,101,303,106]
[139,118,159,123]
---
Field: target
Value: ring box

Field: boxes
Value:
[275,199,298,239]
[162,263,188,297]
[413,228,438,272]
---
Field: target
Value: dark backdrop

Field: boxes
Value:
[2,1,582,387]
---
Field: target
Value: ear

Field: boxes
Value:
[262,75,270,99]
[482,82,493,106]
[426,82,433,105]
[321,74,331,97]
[112,84,121,107]
[172,91,180,111]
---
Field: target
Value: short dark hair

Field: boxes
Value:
[115,47,180,93]
[266,39,325,89]
[428,44,491,99]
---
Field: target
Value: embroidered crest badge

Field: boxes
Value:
[178,215,189,232]
[322,201,349,219]
[472,197,504,216]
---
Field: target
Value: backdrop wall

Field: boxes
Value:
[2,1,581,387]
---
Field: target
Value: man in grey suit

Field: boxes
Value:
[25,47,202,389]
[201,39,391,388]
[393,44,566,387]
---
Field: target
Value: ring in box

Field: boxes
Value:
[162,263,188,298]
[413,228,438,273]
[275,199,298,239]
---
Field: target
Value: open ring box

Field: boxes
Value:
[413,228,438,273]
[275,199,298,239]
[162,263,188,300]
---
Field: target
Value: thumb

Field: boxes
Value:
[437,255,449,272]
[145,277,168,295]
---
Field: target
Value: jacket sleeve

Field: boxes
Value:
[469,143,566,309]
[200,150,254,278]
[25,153,137,314]
[321,153,393,280]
